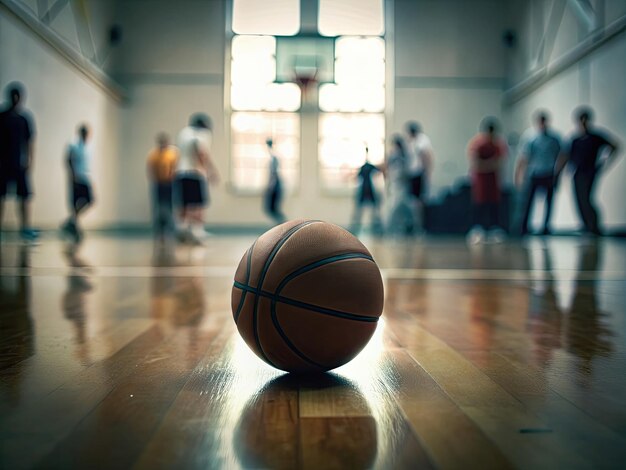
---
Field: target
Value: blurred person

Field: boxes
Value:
[467,117,508,243]
[264,138,286,225]
[515,110,567,235]
[0,82,38,243]
[147,132,178,242]
[567,107,620,236]
[61,124,94,244]
[175,113,219,244]
[350,146,383,235]
[385,134,411,235]
[404,121,434,234]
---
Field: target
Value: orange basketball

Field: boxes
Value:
[231,220,384,373]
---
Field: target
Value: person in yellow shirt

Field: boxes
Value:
[147,133,178,242]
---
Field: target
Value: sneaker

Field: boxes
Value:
[488,228,506,244]
[20,228,40,244]
[467,226,485,245]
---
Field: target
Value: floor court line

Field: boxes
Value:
[1,266,626,280]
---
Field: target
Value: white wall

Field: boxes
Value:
[504,0,626,230]
[0,4,122,229]
[392,0,509,197]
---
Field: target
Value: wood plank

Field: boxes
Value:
[299,374,371,418]
[133,334,280,469]
[0,324,175,469]
[35,319,229,469]
[401,327,596,469]
[381,349,513,469]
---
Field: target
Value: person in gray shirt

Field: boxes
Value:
[515,111,567,235]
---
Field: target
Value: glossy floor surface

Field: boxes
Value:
[1,233,626,469]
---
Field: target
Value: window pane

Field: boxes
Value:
[231,35,301,111]
[232,0,300,35]
[335,36,385,60]
[318,113,384,190]
[231,35,275,58]
[319,37,385,112]
[318,0,385,36]
[231,112,300,192]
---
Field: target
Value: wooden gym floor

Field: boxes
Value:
[1,233,626,469]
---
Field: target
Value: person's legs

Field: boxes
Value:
[542,177,555,234]
[371,200,384,235]
[162,182,174,235]
[408,174,424,234]
[16,172,37,240]
[71,183,93,243]
[573,171,598,232]
[19,199,30,232]
[350,199,364,233]
[188,176,209,243]
[520,178,538,235]
[487,202,500,230]
[271,185,285,224]
[586,173,600,234]
[155,183,168,239]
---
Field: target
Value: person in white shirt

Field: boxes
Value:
[175,114,219,244]
[61,124,93,244]
[405,121,434,234]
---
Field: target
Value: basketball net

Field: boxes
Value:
[293,67,318,109]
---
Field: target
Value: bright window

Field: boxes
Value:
[318,0,385,36]
[230,34,301,192]
[318,36,385,190]
[232,0,300,35]
[319,113,385,190]
[231,112,300,193]
[230,35,301,112]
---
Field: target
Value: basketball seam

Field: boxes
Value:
[234,240,256,323]
[251,220,320,367]
[269,253,376,370]
[275,252,374,294]
[233,258,380,325]
[270,300,326,370]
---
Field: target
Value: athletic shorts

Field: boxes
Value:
[72,181,93,209]
[177,175,208,207]
[409,173,423,199]
[0,170,31,199]
[471,172,500,204]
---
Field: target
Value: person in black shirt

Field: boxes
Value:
[350,146,383,235]
[567,107,620,235]
[0,83,37,242]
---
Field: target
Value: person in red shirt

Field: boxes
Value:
[467,118,508,242]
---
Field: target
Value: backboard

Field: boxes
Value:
[275,34,336,85]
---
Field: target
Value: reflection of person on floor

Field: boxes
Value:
[61,124,94,244]
[147,133,178,242]
[516,110,567,236]
[264,138,286,225]
[385,135,411,236]
[62,245,93,365]
[467,117,508,243]
[0,245,34,402]
[526,243,563,364]
[566,107,620,236]
[350,146,383,235]
[566,241,613,377]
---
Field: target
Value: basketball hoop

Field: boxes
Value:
[293,66,318,108]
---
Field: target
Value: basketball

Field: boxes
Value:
[231,219,384,373]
